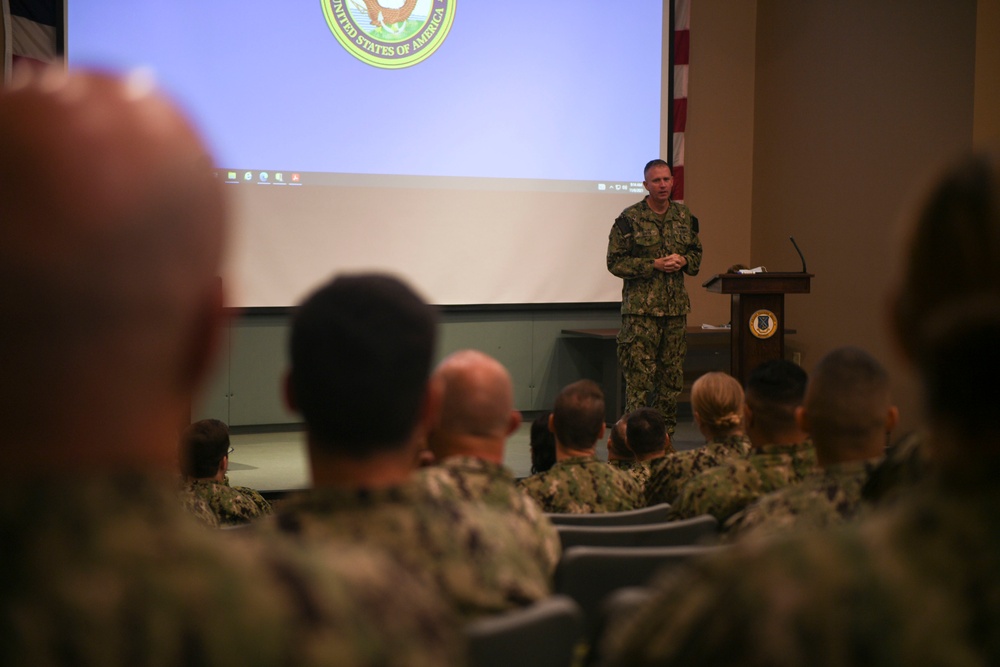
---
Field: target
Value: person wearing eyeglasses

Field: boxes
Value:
[179,418,272,526]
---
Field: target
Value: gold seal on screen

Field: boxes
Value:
[322,0,456,69]
[749,309,778,339]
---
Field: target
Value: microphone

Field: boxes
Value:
[790,236,807,273]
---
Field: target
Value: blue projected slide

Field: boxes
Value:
[68,1,662,185]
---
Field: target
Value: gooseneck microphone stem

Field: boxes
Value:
[790,236,807,273]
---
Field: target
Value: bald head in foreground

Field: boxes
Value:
[416,349,561,574]
[0,67,460,667]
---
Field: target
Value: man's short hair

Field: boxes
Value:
[745,359,808,433]
[805,346,891,440]
[289,273,437,456]
[181,419,230,478]
[644,158,670,178]
[626,408,666,456]
[608,416,629,458]
[552,380,605,449]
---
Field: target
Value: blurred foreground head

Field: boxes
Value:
[0,67,228,471]
[891,152,1000,444]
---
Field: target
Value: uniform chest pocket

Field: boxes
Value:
[633,231,662,256]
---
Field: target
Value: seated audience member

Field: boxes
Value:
[669,359,815,524]
[645,371,752,505]
[179,419,273,526]
[608,408,672,488]
[518,380,643,513]
[602,151,1000,666]
[529,412,557,474]
[725,346,897,539]
[414,349,561,575]
[0,68,461,667]
[269,274,551,618]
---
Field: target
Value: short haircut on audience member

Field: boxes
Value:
[289,273,437,455]
[691,372,744,438]
[626,408,666,456]
[745,359,808,431]
[608,416,630,458]
[552,380,605,449]
[181,419,230,478]
[805,346,891,442]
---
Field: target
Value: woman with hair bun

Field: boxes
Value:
[644,371,751,505]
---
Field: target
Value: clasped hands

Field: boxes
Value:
[653,254,687,273]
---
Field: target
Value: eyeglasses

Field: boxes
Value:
[228,447,235,455]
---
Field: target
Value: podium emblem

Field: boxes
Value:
[749,309,778,339]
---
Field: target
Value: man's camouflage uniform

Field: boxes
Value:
[180,478,273,526]
[517,456,644,514]
[609,459,657,491]
[264,479,551,620]
[669,441,818,524]
[413,456,561,576]
[601,455,1000,667]
[644,434,753,506]
[723,457,883,539]
[607,199,702,433]
[0,475,464,667]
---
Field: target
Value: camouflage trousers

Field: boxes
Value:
[617,314,686,433]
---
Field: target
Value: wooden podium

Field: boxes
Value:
[703,272,812,384]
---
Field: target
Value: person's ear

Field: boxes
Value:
[506,410,523,437]
[548,413,556,433]
[885,405,900,433]
[795,405,809,434]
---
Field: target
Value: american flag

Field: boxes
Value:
[3,0,60,80]
[672,0,690,202]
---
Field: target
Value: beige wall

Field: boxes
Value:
[687,1,981,434]
[684,0,757,327]
[975,0,1000,146]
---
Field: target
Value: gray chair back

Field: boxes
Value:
[465,595,584,667]
[554,544,724,649]
[555,514,718,550]
[545,503,672,526]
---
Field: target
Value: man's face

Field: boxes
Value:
[643,165,674,202]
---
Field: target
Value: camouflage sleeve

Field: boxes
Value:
[683,224,703,276]
[670,464,756,524]
[608,214,656,279]
[678,205,703,276]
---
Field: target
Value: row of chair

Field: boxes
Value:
[465,510,723,667]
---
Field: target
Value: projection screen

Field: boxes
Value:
[67,1,671,307]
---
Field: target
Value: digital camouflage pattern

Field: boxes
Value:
[601,460,1000,667]
[607,199,702,317]
[608,199,702,431]
[669,441,818,524]
[644,433,753,506]
[180,478,273,526]
[0,475,465,667]
[723,457,883,540]
[609,459,657,490]
[264,480,551,620]
[517,456,644,514]
[413,456,561,575]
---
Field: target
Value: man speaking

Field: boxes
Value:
[607,159,703,435]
